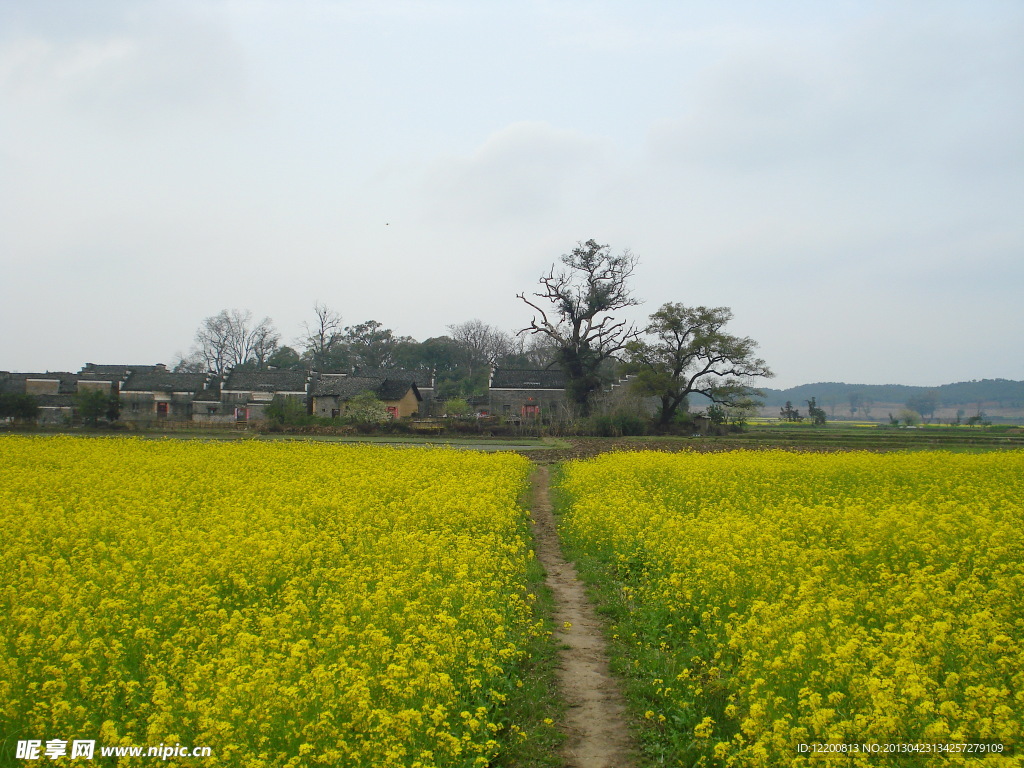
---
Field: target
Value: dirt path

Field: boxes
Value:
[530,466,637,768]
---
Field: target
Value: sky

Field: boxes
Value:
[2,0,1022,389]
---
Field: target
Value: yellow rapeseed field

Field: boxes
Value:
[0,436,536,767]
[558,450,1024,767]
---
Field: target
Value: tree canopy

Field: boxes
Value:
[625,303,772,428]
[518,239,639,414]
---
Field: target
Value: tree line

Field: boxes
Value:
[175,238,773,429]
[174,308,558,400]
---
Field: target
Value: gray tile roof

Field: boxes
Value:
[222,369,309,393]
[122,372,209,393]
[1,372,82,394]
[313,376,383,399]
[379,379,421,402]
[80,364,167,376]
[192,387,221,402]
[353,367,434,389]
[313,376,420,402]
[490,368,566,389]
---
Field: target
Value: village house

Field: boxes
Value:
[0,367,146,424]
[312,374,422,419]
[0,372,80,424]
[216,369,312,423]
[352,367,436,414]
[487,367,568,423]
[119,371,215,425]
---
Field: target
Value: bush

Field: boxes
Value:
[0,393,39,421]
[586,413,649,437]
[265,395,313,427]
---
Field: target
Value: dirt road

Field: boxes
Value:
[530,466,637,768]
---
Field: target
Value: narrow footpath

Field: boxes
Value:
[530,466,637,768]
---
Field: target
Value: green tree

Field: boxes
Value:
[264,394,309,425]
[625,303,772,429]
[0,393,40,421]
[76,389,118,426]
[444,397,473,417]
[780,401,802,422]
[518,239,640,415]
[345,391,389,424]
[806,397,827,426]
[898,408,922,426]
[266,346,304,370]
[342,320,415,370]
[906,391,938,423]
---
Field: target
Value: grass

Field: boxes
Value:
[612,423,1024,453]
[493,471,566,767]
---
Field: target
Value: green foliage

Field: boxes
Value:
[586,413,648,437]
[898,408,922,426]
[707,403,726,426]
[75,389,118,426]
[444,398,473,418]
[779,401,802,422]
[626,303,771,428]
[806,397,827,426]
[906,391,938,422]
[0,393,40,420]
[345,391,389,424]
[266,346,305,370]
[264,394,311,426]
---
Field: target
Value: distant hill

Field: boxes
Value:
[758,379,1024,409]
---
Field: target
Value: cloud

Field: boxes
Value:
[420,121,616,228]
[0,2,249,128]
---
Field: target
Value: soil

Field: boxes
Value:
[530,466,637,768]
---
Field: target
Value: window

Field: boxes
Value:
[156,402,169,417]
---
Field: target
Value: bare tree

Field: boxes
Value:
[249,320,281,369]
[301,302,344,370]
[447,319,514,378]
[193,309,279,375]
[518,239,640,414]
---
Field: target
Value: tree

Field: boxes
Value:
[76,389,118,426]
[447,319,514,378]
[806,396,827,426]
[301,303,344,370]
[0,393,39,421]
[192,309,280,375]
[906,391,938,423]
[172,353,206,373]
[444,397,473,417]
[518,239,640,415]
[341,320,413,370]
[504,333,560,369]
[898,408,922,426]
[345,391,389,424]
[266,346,304,370]
[848,391,863,417]
[265,394,309,425]
[780,401,802,422]
[625,303,772,429]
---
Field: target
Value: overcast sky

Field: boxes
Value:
[2,0,1021,388]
